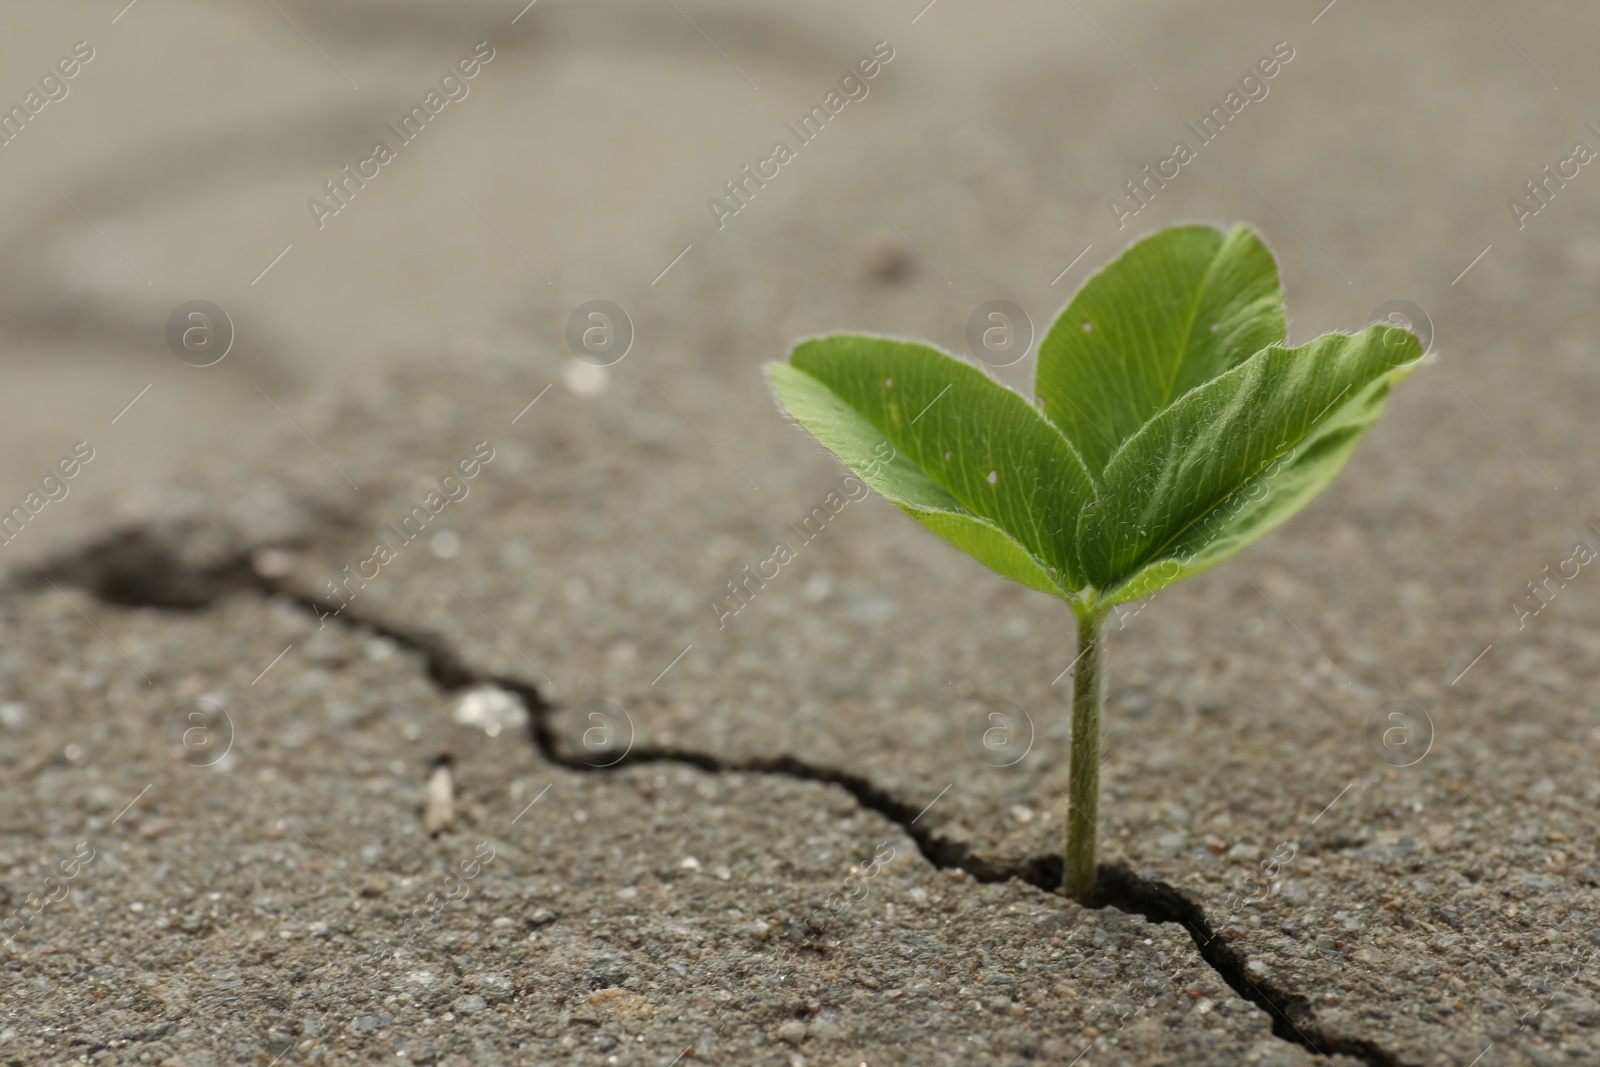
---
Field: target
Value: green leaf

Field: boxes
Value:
[1035,224,1286,475]
[769,336,1096,599]
[767,365,1065,598]
[769,225,1420,613]
[1080,324,1421,601]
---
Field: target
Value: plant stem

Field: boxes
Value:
[1063,603,1108,905]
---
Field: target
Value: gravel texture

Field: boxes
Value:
[0,590,1338,1066]
[3,1,1600,1065]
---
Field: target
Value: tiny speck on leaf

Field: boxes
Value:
[1209,322,1221,332]
[944,451,952,461]
[986,470,998,485]
[885,377,893,387]
[1081,321,1093,332]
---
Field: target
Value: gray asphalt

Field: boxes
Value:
[3,1,1600,1064]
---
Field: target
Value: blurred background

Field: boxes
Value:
[2,0,1595,569]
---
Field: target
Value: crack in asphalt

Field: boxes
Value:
[17,523,1415,1067]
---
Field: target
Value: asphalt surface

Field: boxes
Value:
[4,1,1600,1065]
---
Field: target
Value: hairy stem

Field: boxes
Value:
[1063,603,1108,905]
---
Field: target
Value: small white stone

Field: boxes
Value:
[563,358,609,397]
[452,686,528,737]
[429,530,460,560]
[423,763,454,835]
[802,572,831,602]
[251,548,297,578]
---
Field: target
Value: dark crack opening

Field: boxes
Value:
[16,524,1415,1067]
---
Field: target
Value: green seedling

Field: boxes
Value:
[768,223,1420,905]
